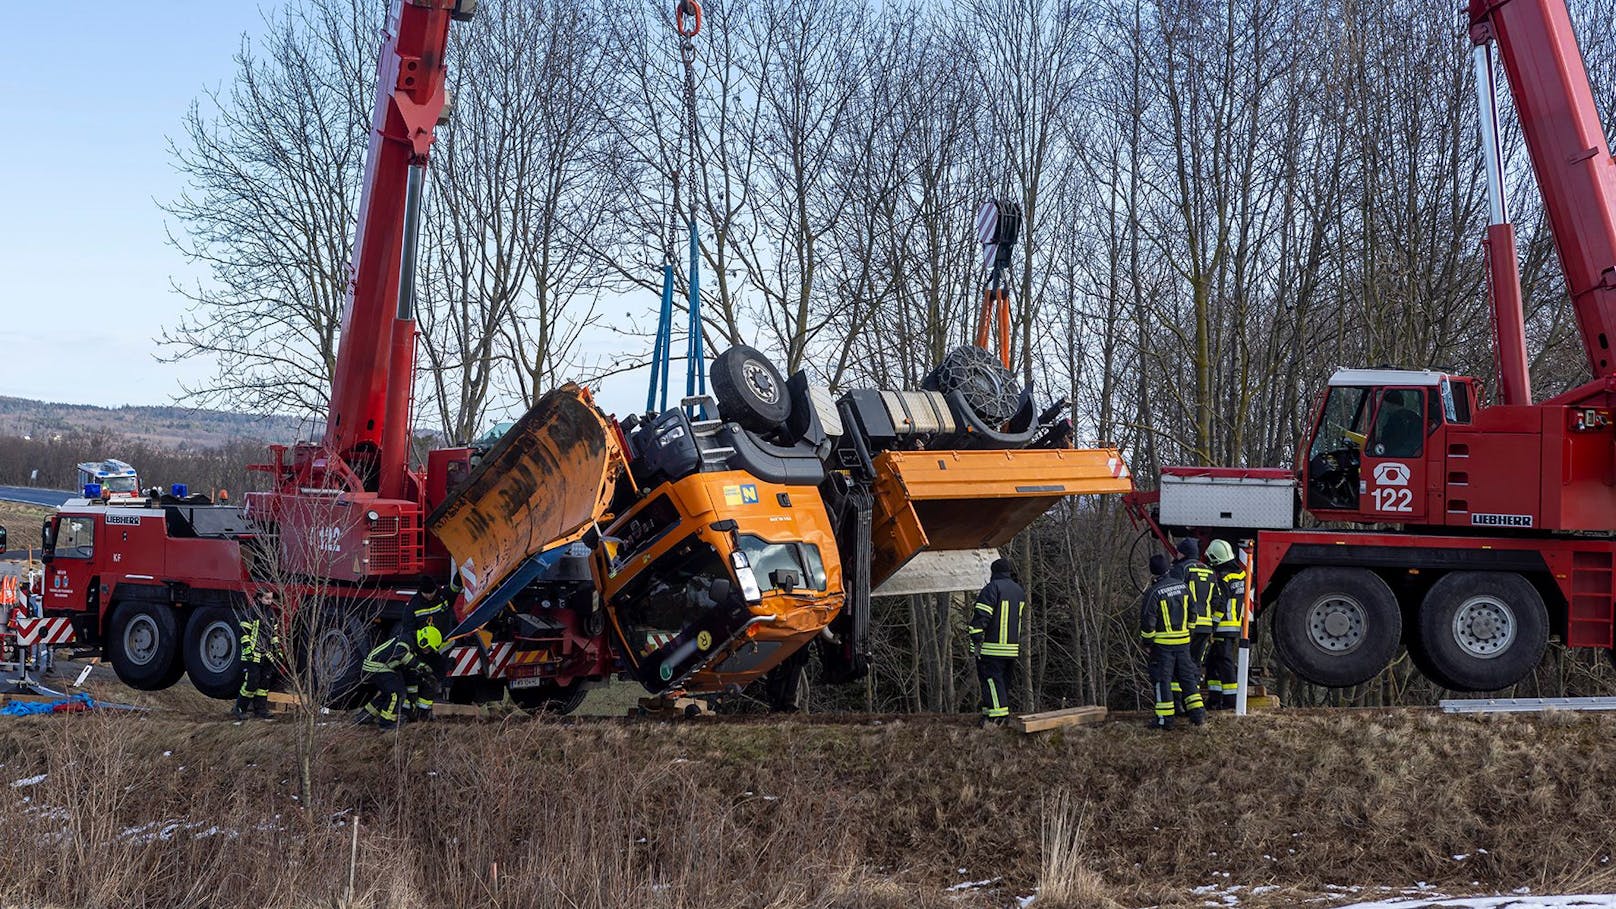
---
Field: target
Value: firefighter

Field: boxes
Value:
[1205,540,1246,709]
[357,625,442,731]
[967,558,1026,727]
[1171,537,1218,679]
[401,575,451,721]
[1140,553,1206,729]
[232,589,280,721]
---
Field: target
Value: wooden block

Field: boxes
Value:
[1246,695,1281,711]
[1013,705,1108,733]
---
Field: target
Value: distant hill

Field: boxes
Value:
[0,396,313,450]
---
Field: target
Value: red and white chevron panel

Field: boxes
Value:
[14,618,75,647]
[443,642,514,678]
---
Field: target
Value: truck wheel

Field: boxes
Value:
[304,614,371,707]
[711,345,791,432]
[1404,639,1460,692]
[1271,567,1401,688]
[1416,571,1547,692]
[510,682,586,715]
[182,605,241,700]
[107,601,183,691]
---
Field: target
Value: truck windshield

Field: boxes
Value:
[737,534,827,592]
[613,535,729,658]
[1309,387,1370,458]
[102,477,138,493]
[53,516,95,559]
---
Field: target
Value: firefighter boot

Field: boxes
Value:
[353,710,376,727]
[1190,707,1207,727]
[252,695,273,720]
[1149,715,1173,731]
[231,697,251,721]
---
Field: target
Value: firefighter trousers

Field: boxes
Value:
[976,655,1014,719]
[364,670,407,727]
[1206,635,1239,704]
[1149,644,1204,725]
[237,659,277,713]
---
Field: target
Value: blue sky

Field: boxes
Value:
[2,4,268,407]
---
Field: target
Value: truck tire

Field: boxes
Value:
[107,601,184,691]
[1416,571,1547,692]
[510,681,587,715]
[183,605,241,700]
[1271,567,1401,688]
[711,345,791,432]
[303,613,371,707]
[1404,640,1460,692]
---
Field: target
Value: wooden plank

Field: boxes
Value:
[1013,705,1107,734]
[267,691,487,718]
[1246,695,1281,711]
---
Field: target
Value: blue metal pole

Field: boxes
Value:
[648,264,675,413]
[686,217,704,417]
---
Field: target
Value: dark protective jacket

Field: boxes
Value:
[1171,557,1218,630]
[362,635,422,676]
[969,570,1027,658]
[1139,574,1192,647]
[404,589,449,632]
[238,617,280,664]
[1214,565,1246,635]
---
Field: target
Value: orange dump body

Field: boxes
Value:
[869,448,1133,588]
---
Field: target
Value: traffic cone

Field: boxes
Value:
[0,577,15,608]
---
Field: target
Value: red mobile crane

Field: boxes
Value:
[1139,0,1616,693]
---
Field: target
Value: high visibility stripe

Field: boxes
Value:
[999,600,1009,645]
[979,643,1019,656]
[1184,693,1205,710]
[974,603,993,613]
[1154,701,1175,717]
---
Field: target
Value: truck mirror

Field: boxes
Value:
[39,520,52,549]
[769,568,799,593]
[0,525,7,552]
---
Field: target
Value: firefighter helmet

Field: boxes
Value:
[416,625,444,652]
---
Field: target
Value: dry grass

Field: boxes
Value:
[0,701,1605,908]
[0,500,50,552]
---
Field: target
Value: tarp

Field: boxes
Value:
[0,693,94,716]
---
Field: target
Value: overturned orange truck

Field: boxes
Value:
[428,345,1132,712]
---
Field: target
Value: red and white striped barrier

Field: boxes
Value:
[443,641,513,679]
[14,617,75,647]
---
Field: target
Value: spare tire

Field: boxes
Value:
[927,345,1021,425]
[711,345,791,432]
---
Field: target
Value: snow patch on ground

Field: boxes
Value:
[10,774,45,788]
[1332,895,1616,909]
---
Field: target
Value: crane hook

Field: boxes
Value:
[675,0,702,37]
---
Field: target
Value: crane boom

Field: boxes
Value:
[325,0,460,498]
[1470,0,1616,388]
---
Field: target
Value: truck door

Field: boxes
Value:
[1359,386,1431,522]
[43,513,98,613]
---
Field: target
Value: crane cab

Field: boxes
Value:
[1303,368,1478,526]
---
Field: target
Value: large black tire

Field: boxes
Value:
[1271,567,1401,688]
[301,612,372,707]
[710,345,791,432]
[107,601,184,691]
[1416,571,1548,692]
[509,681,587,716]
[760,646,811,713]
[182,605,241,700]
[1404,639,1461,693]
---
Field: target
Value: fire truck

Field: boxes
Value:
[1136,0,1616,693]
[37,0,1131,711]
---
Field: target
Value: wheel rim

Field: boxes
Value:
[741,360,779,404]
[1451,595,1516,659]
[1306,594,1368,654]
[123,614,160,667]
[198,620,235,674]
[313,628,354,690]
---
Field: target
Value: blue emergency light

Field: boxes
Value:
[170,484,188,498]
[82,483,101,498]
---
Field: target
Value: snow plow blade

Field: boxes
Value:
[868,448,1132,589]
[427,384,629,628]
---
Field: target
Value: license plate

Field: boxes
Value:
[507,663,542,680]
[508,676,548,690]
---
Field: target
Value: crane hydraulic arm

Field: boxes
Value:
[325,0,469,499]
[1471,0,1616,395]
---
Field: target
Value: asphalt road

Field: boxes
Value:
[0,486,73,508]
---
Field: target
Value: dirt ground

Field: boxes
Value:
[0,669,1608,909]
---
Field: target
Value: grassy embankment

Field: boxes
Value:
[0,678,1611,909]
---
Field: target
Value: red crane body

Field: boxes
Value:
[246,0,473,582]
[1138,0,1616,694]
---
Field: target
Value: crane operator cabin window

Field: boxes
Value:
[1369,388,1425,458]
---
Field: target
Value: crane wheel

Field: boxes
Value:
[711,345,792,432]
[1415,571,1547,692]
[1271,567,1401,688]
[183,605,242,700]
[298,613,372,707]
[510,681,587,716]
[107,600,184,691]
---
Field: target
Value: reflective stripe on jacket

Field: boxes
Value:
[968,576,1027,658]
[1215,567,1246,634]
[1175,560,1217,629]
[1139,576,1192,646]
[362,636,417,675]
